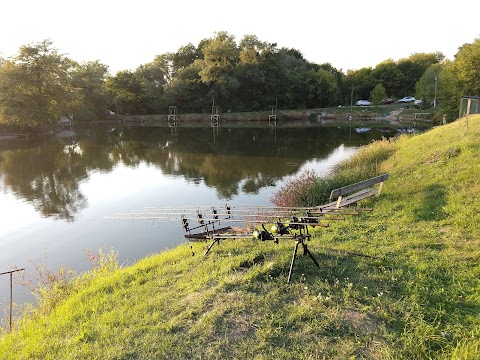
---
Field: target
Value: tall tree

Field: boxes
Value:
[238,35,267,65]
[415,63,443,107]
[345,67,375,103]
[172,44,200,75]
[134,55,170,114]
[439,38,480,120]
[370,83,387,105]
[199,31,240,108]
[370,60,403,97]
[104,70,143,115]
[396,53,442,97]
[451,39,480,96]
[0,40,74,128]
[70,60,109,121]
[165,62,210,113]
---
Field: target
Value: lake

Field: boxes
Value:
[0,124,385,315]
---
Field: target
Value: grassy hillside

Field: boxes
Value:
[1,116,479,359]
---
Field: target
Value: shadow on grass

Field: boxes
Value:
[414,184,447,221]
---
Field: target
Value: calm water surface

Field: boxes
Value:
[0,125,384,313]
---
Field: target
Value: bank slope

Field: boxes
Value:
[1,116,479,359]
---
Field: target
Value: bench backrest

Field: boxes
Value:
[329,173,390,200]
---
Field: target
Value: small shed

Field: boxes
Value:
[459,96,480,117]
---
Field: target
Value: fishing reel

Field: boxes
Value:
[270,221,291,235]
[302,211,319,224]
[252,224,277,243]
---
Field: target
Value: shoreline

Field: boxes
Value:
[0,106,435,141]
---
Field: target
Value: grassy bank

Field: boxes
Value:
[1,116,479,359]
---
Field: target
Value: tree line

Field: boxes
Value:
[1,32,479,129]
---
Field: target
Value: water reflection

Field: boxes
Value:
[0,126,380,221]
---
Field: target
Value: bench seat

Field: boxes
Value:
[319,174,389,210]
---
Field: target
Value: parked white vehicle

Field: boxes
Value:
[398,96,416,103]
[414,99,423,108]
[356,100,372,106]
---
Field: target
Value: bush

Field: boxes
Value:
[271,170,318,207]
[272,138,398,207]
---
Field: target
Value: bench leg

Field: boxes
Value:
[335,196,343,209]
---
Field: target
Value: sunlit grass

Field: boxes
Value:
[1,116,479,359]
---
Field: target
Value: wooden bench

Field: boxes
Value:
[321,173,390,209]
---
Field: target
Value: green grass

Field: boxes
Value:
[1,116,479,359]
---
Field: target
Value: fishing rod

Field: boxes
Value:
[105,212,342,223]
[131,204,373,213]
[106,203,370,221]
[110,207,358,220]
[124,210,355,217]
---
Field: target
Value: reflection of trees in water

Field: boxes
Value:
[0,136,118,221]
[0,142,88,221]
[108,127,355,199]
[0,126,376,218]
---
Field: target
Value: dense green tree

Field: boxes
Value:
[306,68,339,108]
[407,52,444,69]
[439,38,480,120]
[238,35,267,65]
[451,39,480,96]
[104,70,143,115]
[134,55,170,114]
[370,60,402,97]
[172,44,201,75]
[370,83,387,105]
[397,60,426,96]
[199,31,240,108]
[281,50,310,108]
[235,40,282,110]
[0,40,74,128]
[345,67,375,103]
[395,54,441,97]
[70,60,109,121]
[316,63,345,106]
[436,62,458,121]
[415,63,443,108]
[165,63,210,113]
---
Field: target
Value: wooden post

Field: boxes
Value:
[1,268,25,332]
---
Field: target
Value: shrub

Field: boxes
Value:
[271,170,318,207]
[272,138,398,207]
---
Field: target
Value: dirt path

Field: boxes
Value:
[386,109,403,126]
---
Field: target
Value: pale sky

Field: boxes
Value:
[1,0,479,75]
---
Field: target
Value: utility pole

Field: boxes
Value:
[350,86,353,110]
[433,76,438,109]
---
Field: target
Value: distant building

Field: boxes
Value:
[459,96,480,117]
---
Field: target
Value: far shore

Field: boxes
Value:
[0,105,437,141]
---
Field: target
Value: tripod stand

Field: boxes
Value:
[287,234,320,284]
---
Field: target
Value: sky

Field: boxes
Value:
[1,0,479,75]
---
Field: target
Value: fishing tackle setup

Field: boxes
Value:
[106,203,379,283]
